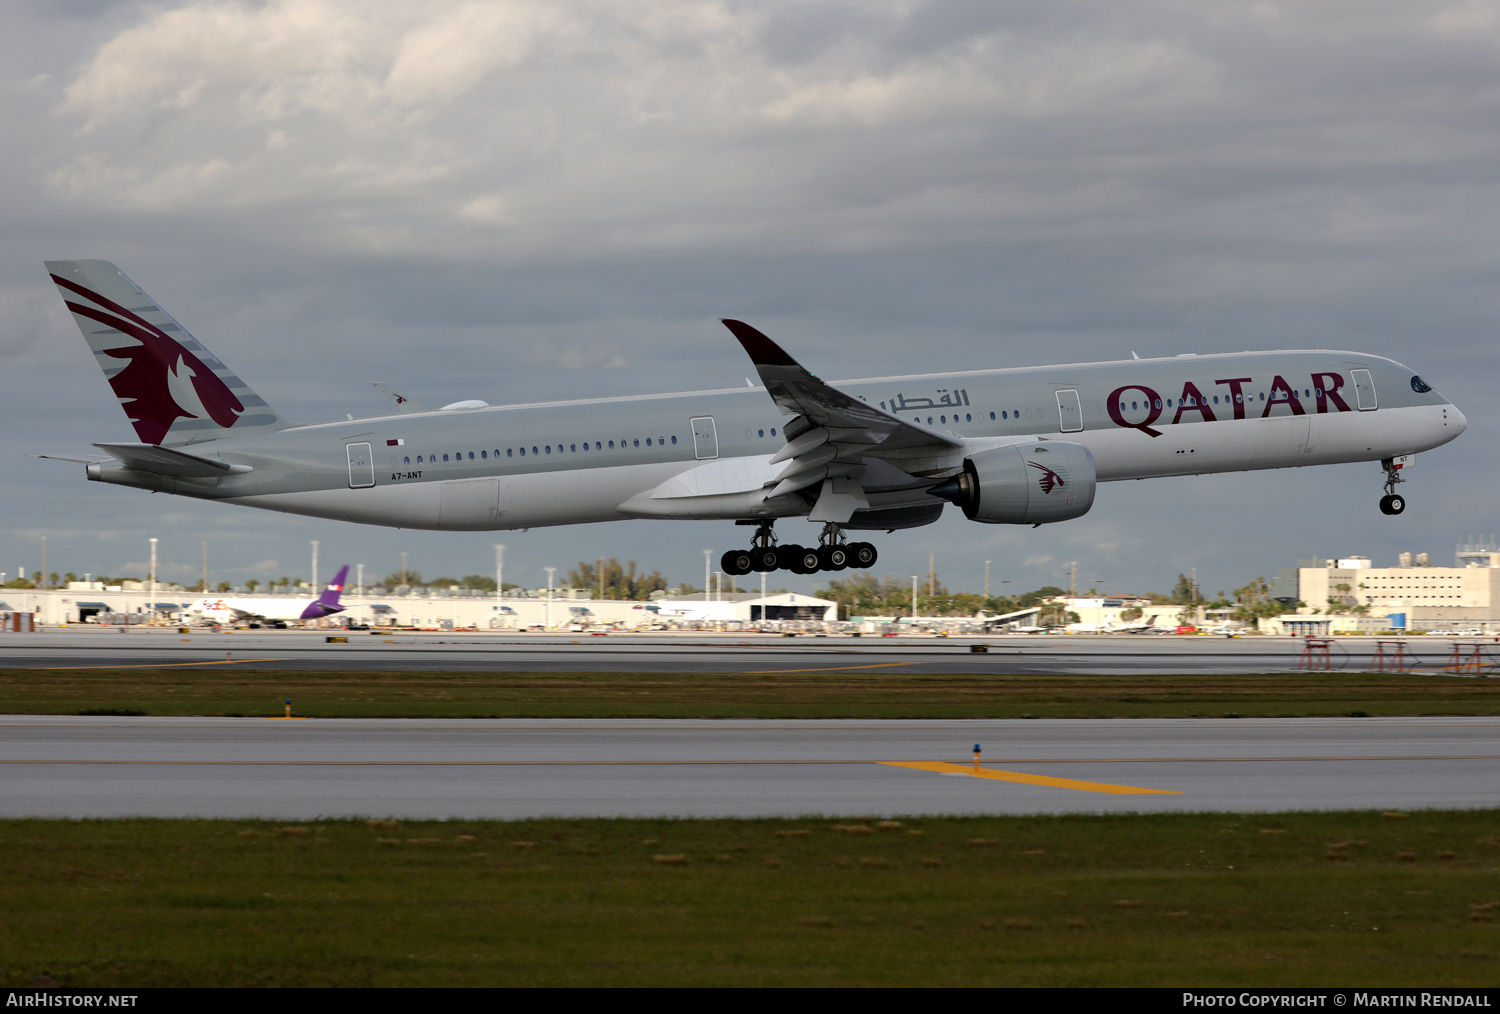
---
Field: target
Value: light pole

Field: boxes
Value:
[544,566,556,629]
[912,575,918,623]
[149,537,157,626]
[311,540,319,590]
[356,563,364,623]
[703,549,711,603]
[494,544,505,614]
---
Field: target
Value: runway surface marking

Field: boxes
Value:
[33,659,290,670]
[881,760,1180,795]
[2,754,1494,764]
[748,662,926,674]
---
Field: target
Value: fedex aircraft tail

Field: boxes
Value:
[44,260,288,446]
[300,565,350,620]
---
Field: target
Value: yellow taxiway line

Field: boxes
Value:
[881,760,1180,795]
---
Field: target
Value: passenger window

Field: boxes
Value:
[570,444,576,452]
[532,446,538,455]
[545,446,551,454]
[758,429,764,438]
[991,412,997,420]
[940,415,946,424]
[633,439,639,447]
[966,414,971,422]
[596,441,602,449]
[646,438,652,446]
[670,436,676,444]
[507,449,513,457]
[468,452,475,459]
[609,441,614,449]
[442,454,449,461]
[404,456,410,465]
[770,428,776,436]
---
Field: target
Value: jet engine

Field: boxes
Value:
[928,441,1096,525]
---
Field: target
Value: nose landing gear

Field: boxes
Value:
[1379,458,1407,515]
[721,522,878,575]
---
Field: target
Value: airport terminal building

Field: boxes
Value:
[1262,543,1500,633]
[0,585,835,630]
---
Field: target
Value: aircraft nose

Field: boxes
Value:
[1450,404,1468,436]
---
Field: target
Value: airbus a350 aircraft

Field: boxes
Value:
[42,260,1466,576]
[188,565,349,627]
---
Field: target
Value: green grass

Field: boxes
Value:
[2,810,1497,986]
[2,667,1497,719]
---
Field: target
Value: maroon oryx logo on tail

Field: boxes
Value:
[1027,459,1066,494]
[51,274,244,445]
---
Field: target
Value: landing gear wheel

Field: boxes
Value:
[722,550,753,576]
[776,544,802,571]
[1380,494,1405,516]
[849,542,877,568]
[752,547,780,572]
[820,545,850,571]
[790,546,821,574]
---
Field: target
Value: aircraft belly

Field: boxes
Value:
[222,483,443,528]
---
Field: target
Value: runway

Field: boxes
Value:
[2,715,1496,819]
[0,628,1436,675]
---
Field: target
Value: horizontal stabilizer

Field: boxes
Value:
[35,453,112,465]
[93,442,253,477]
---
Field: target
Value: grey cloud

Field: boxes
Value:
[1,0,1495,595]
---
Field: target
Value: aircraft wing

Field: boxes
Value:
[722,319,961,499]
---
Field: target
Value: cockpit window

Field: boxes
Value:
[1410,375,1432,393]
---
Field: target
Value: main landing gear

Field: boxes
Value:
[720,522,878,576]
[1379,457,1407,516]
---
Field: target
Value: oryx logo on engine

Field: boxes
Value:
[1028,460,1067,494]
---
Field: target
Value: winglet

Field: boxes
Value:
[721,319,799,367]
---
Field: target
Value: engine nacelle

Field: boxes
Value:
[928,441,1096,525]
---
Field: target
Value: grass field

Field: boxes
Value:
[2,666,1497,719]
[1,810,1497,986]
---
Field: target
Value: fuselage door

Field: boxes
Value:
[1351,369,1377,411]
[1056,389,1083,433]
[346,442,375,488]
[690,416,719,459]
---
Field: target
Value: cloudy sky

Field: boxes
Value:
[2,0,1497,597]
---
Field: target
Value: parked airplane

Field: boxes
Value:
[188,565,350,627]
[42,260,1467,575]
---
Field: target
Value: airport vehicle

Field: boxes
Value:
[188,565,349,626]
[42,260,1467,574]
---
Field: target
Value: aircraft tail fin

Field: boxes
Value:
[301,565,349,619]
[44,259,289,446]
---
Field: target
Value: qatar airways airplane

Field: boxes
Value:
[42,260,1466,576]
